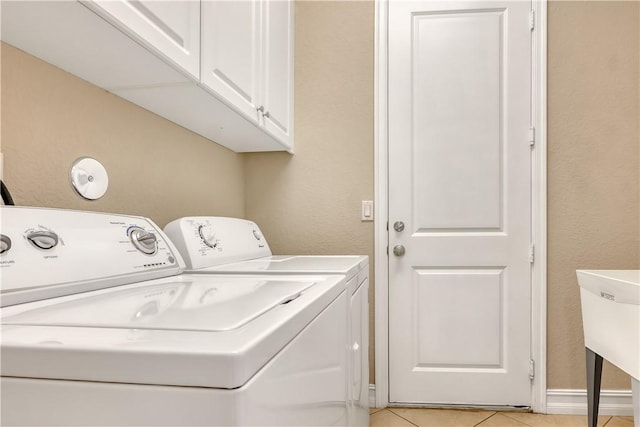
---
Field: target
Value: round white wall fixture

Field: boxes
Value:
[70,157,109,200]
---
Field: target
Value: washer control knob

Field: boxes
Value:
[0,235,12,254]
[253,230,262,241]
[27,230,59,250]
[129,227,158,255]
[198,225,218,248]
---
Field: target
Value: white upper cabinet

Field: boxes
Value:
[201,0,294,149]
[83,1,201,79]
[0,0,189,89]
[0,0,293,153]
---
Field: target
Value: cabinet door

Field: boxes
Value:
[201,0,261,123]
[84,1,200,78]
[261,0,294,147]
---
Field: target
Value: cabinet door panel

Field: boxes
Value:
[85,0,200,78]
[262,0,293,147]
[201,0,261,123]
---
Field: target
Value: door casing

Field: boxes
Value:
[373,0,548,412]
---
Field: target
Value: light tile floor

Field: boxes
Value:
[369,408,636,427]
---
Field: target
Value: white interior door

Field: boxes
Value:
[388,0,533,406]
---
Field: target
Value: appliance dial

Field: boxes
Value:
[0,235,12,254]
[198,224,218,248]
[26,230,59,250]
[253,230,262,241]
[129,227,158,255]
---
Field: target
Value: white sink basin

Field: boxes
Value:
[577,270,639,380]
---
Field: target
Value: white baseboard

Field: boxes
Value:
[369,386,634,415]
[546,389,634,416]
[369,384,377,408]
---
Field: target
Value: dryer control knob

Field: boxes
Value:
[0,234,12,254]
[198,225,218,248]
[129,227,158,255]
[26,230,59,250]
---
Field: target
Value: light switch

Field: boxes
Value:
[361,200,374,221]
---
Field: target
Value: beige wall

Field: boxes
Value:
[243,0,376,378]
[547,1,639,389]
[1,43,244,227]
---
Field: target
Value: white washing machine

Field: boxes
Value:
[0,207,349,426]
[164,216,369,426]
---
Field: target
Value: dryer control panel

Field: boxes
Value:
[0,207,185,306]
[164,217,272,270]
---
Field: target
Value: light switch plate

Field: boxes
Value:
[361,200,374,221]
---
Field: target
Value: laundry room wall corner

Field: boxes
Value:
[1,42,245,226]
[243,0,376,382]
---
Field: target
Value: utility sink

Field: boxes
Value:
[577,270,639,427]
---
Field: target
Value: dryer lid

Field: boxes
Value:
[197,255,368,280]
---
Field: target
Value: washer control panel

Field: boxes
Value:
[164,217,271,270]
[0,207,184,306]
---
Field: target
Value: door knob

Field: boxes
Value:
[393,245,405,256]
[393,221,405,232]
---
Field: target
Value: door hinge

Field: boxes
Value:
[386,246,389,256]
[529,359,535,380]
[529,127,536,147]
[529,10,535,31]
[529,245,535,263]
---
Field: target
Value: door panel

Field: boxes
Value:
[413,10,504,231]
[414,269,504,367]
[389,0,532,406]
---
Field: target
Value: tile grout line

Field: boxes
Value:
[500,412,535,426]
[386,408,421,427]
[473,412,499,427]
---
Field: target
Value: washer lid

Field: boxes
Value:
[195,255,368,280]
[1,274,346,389]
[2,279,312,331]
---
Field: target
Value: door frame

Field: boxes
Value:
[373,0,548,412]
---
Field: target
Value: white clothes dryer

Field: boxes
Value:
[164,216,369,426]
[0,207,348,426]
